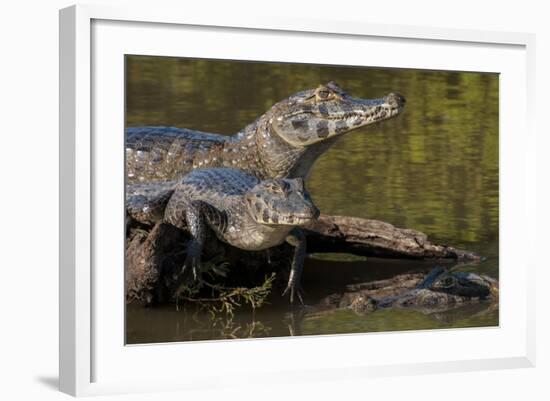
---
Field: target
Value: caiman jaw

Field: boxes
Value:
[271,82,406,147]
[313,92,405,123]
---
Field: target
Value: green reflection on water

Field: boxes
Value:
[125,56,499,343]
[301,304,499,336]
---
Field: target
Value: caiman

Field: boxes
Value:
[126,82,406,183]
[127,168,320,303]
[317,266,499,314]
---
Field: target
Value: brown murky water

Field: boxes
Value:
[125,56,499,343]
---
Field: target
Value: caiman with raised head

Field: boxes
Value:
[126,82,405,183]
[127,168,320,303]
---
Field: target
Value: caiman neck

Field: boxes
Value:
[253,115,307,180]
[223,114,303,180]
[227,112,340,180]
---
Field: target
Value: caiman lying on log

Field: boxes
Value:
[314,266,498,315]
[126,81,406,183]
[127,168,320,303]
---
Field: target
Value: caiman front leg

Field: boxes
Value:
[282,228,307,305]
[181,200,208,281]
[180,200,227,281]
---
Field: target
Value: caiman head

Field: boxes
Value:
[364,267,499,311]
[417,266,499,300]
[269,81,406,147]
[244,178,320,226]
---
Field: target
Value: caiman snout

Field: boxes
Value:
[385,92,406,108]
[301,204,321,220]
[290,204,320,226]
[287,192,320,223]
[311,205,321,219]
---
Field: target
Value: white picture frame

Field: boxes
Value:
[59,3,536,397]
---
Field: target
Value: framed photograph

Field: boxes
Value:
[59,4,536,396]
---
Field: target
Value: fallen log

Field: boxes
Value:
[304,214,481,261]
[126,214,480,304]
[126,223,190,304]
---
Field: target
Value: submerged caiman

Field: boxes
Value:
[316,266,499,314]
[127,168,320,303]
[126,82,405,183]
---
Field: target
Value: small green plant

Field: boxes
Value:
[175,259,276,319]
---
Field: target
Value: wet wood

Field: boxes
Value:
[126,223,190,304]
[304,214,481,261]
[126,214,480,304]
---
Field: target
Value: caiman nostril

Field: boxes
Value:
[387,92,406,106]
[311,206,321,219]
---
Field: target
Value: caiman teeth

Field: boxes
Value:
[324,106,400,121]
[329,113,365,121]
[291,215,314,224]
[287,107,399,121]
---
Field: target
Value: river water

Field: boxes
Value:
[125,56,499,344]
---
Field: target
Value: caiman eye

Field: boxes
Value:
[266,182,284,193]
[315,87,334,101]
[280,181,290,193]
[438,277,457,288]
